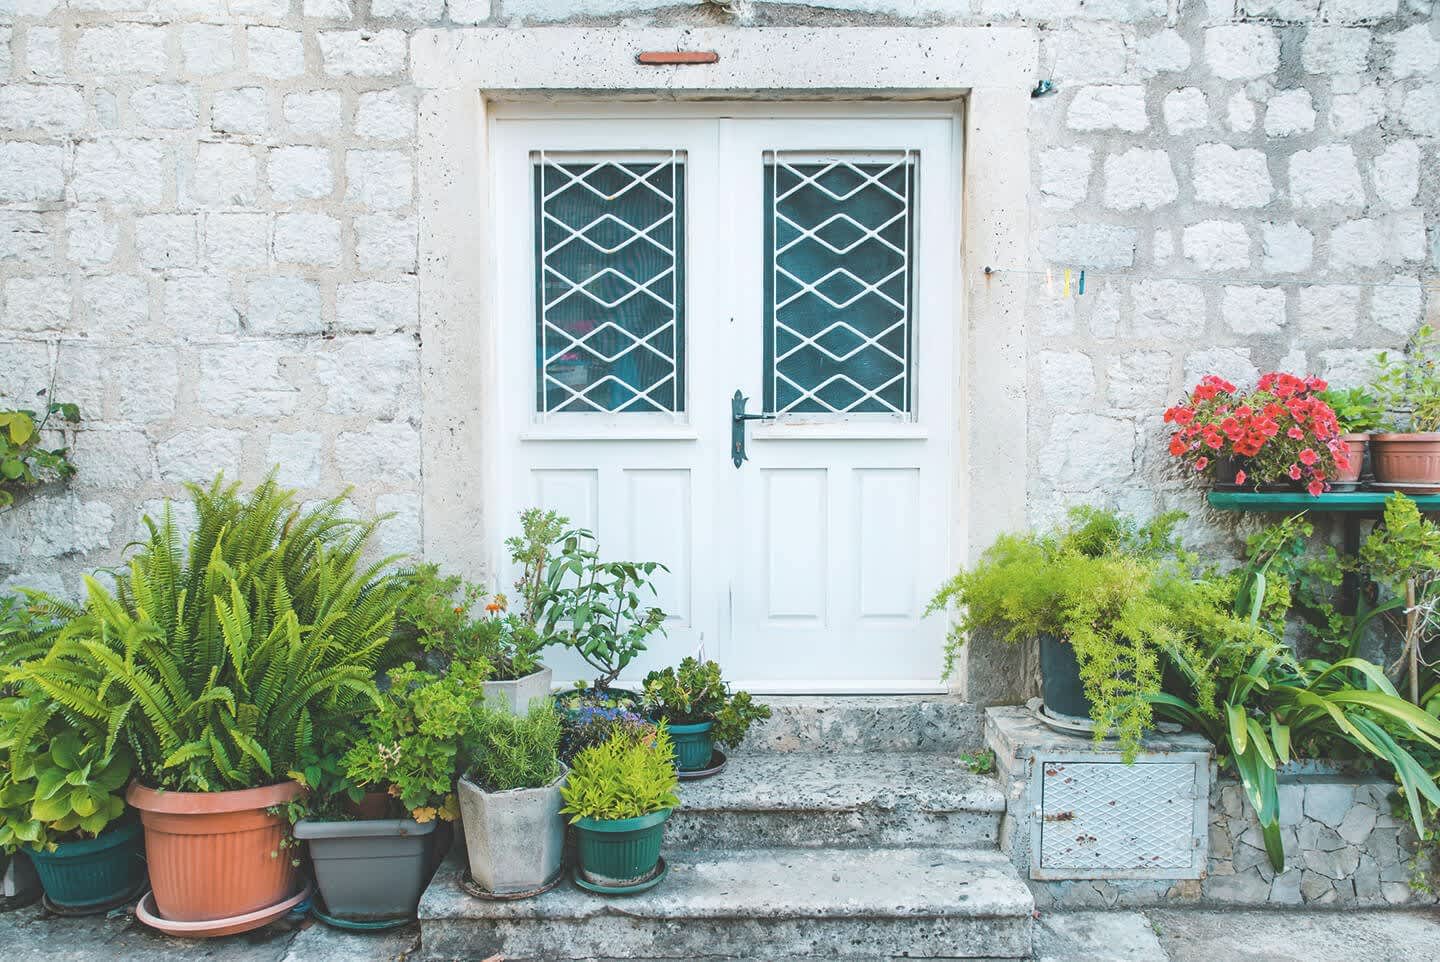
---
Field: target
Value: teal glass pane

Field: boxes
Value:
[764,155,915,415]
[534,156,685,413]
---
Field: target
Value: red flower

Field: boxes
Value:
[1194,456,1209,471]
[1298,448,1318,466]
[1169,434,1188,456]
[1307,479,1325,497]
[1288,463,1302,480]
[1234,470,1247,485]
[1287,425,1305,440]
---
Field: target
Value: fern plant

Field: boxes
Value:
[7,476,412,793]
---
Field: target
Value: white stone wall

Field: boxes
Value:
[0,0,1436,589]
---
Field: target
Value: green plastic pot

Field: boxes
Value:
[572,809,671,886]
[26,816,146,910]
[666,721,715,772]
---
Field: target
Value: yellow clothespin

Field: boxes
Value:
[1045,268,1055,297]
[1063,268,1072,298]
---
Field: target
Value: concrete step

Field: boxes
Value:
[745,695,983,754]
[668,752,1004,850]
[417,847,1034,960]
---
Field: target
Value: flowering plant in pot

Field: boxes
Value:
[1370,325,1440,489]
[640,658,770,772]
[1163,372,1349,495]
[925,507,1261,759]
[1316,386,1384,486]
[456,699,567,897]
[8,477,412,935]
[559,724,679,893]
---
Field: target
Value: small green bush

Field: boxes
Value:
[559,725,679,822]
[465,700,563,793]
[641,657,770,749]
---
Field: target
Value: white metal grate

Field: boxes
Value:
[764,151,916,416]
[534,152,684,414]
[1038,760,1200,874]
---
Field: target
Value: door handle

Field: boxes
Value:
[731,389,775,468]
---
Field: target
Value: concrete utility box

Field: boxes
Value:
[985,705,1214,881]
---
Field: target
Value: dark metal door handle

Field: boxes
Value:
[731,389,775,468]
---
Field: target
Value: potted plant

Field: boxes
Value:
[283,724,437,929]
[560,725,679,894]
[640,658,771,773]
[10,477,412,936]
[1164,372,1349,495]
[1371,325,1440,490]
[1316,386,1384,487]
[925,507,1249,759]
[456,700,566,897]
[0,721,143,914]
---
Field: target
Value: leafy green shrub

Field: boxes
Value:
[926,508,1249,759]
[641,657,771,750]
[0,719,132,852]
[393,564,545,680]
[558,704,652,764]
[559,725,679,822]
[0,400,79,509]
[465,700,563,793]
[8,476,411,793]
[343,657,490,823]
[1374,325,1440,432]
[1316,387,1385,435]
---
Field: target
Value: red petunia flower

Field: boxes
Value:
[1307,479,1325,496]
[1234,470,1247,485]
[1298,448,1318,466]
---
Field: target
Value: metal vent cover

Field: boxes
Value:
[1031,752,1208,880]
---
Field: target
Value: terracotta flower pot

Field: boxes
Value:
[126,781,301,924]
[1370,433,1440,487]
[1335,434,1367,484]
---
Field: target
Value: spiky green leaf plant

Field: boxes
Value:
[7,476,412,793]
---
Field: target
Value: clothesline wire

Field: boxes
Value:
[982,266,1439,291]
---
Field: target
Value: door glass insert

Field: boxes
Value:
[763,151,916,416]
[534,151,685,414]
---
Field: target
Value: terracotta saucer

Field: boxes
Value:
[135,882,312,938]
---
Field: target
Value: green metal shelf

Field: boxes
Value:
[1207,490,1440,513]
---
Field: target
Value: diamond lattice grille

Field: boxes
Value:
[534,154,684,413]
[764,153,916,415]
[1039,761,1198,871]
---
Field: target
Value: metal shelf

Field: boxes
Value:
[1207,490,1440,514]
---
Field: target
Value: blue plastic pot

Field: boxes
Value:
[26,816,146,910]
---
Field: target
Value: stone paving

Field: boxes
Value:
[5,902,1439,961]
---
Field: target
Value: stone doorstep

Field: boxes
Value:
[746,695,984,754]
[417,847,1035,960]
[668,752,1005,850]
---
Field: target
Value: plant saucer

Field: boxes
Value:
[677,749,728,781]
[135,881,312,938]
[460,866,565,901]
[311,899,413,932]
[572,856,668,896]
[1369,481,1440,495]
[42,879,148,918]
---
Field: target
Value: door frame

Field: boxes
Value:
[414,26,1037,702]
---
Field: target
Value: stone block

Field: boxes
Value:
[0,83,86,133]
[198,342,301,418]
[190,143,258,207]
[447,0,491,23]
[267,431,324,488]
[1102,148,1177,211]
[273,212,341,266]
[1184,349,1259,388]
[74,139,168,205]
[0,494,113,559]
[1205,25,1279,80]
[1387,23,1440,78]
[81,275,149,337]
[1036,350,1094,407]
[4,276,70,333]
[1262,221,1314,274]
[211,87,269,135]
[335,279,418,332]
[1133,279,1205,339]
[1372,141,1420,209]
[305,0,354,15]
[1225,93,1256,133]
[1371,280,1423,335]
[1193,144,1273,209]
[1204,867,1271,903]
[1263,89,1315,136]
[1330,85,1384,135]
[163,275,237,339]
[315,334,420,418]
[246,277,323,335]
[372,0,443,20]
[376,491,421,556]
[157,429,244,484]
[1303,26,1371,74]
[1162,87,1208,133]
[355,90,416,140]
[345,149,412,210]
[1322,0,1397,19]
[135,214,198,270]
[1183,220,1251,272]
[1319,349,1383,385]
[71,428,153,489]
[246,26,305,79]
[1304,845,1360,880]
[1137,29,1190,74]
[1222,286,1286,336]
[1304,782,1356,827]
[0,142,64,202]
[334,421,421,484]
[1107,351,1172,411]
[1399,84,1440,137]
[1067,85,1148,132]
[0,210,53,266]
[355,213,417,270]
[318,30,408,77]
[284,90,344,135]
[268,145,334,201]
[24,28,63,79]
[130,84,197,130]
[1290,145,1365,209]
[1038,413,1135,488]
[1337,804,1377,844]
[75,25,168,76]
[1039,224,1136,269]
[180,24,235,75]
[205,212,269,269]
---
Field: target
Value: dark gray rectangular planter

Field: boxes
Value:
[294,818,437,920]
[480,666,553,714]
[457,768,566,896]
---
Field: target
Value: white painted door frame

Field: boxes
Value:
[414,26,1037,701]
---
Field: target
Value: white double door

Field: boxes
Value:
[492,106,958,692]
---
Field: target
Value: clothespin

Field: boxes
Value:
[1045,268,1054,297]
[1078,270,1086,296]
[1063,268,1072,298]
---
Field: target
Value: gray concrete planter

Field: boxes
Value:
[481,666,553,714]
[293,818,437,921]
[457,768,566,897]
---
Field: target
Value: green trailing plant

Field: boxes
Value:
[640,657,771,750]
[1373,325,1440,433]
[393,564,545,680]
[959,749,996,776]
[538,527,668,689]
[925,507,1235,759]
[343,657,491,823]
[0,399,79,510]
[7,475,411,793]
[286,724,375,822]
[1359,493,1440,703]
[465,699,564,793]
[1316,387,1385,435]
[559,724,679,823]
